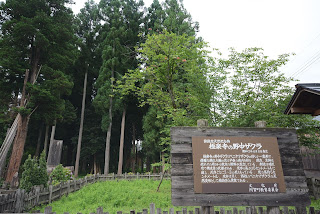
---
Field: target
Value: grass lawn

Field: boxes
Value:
[33,179,181,214]
[32,179,320,214]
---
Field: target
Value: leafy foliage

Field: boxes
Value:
[50,164,73,186]
[211,47,320,146]
[118,31,212,164]
[20,152,48,192]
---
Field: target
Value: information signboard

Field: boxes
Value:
[192,136,286,193]
[171,127,310,207]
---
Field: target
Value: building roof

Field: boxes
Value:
[284,83,320,116]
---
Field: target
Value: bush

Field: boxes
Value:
[50,164,72,185]
[20,151,49,192]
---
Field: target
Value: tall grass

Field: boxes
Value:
[34,179,177,214]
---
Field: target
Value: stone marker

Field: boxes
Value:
[47,140,63,167]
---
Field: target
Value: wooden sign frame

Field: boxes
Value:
[171,127,310,207]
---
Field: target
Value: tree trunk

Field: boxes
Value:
[50,121,56,144]
[146,157,151,172]
[75,70,88,177]
[162,152,165,173]
[43,125,49,156]
[104,44,115,175]
[5,115,30,183]
[35,123,43,157]
[5,69,30,184]
[132,123,136,173]
[117,107,126,175]
[104,96,113,175]
[93,153,97,174]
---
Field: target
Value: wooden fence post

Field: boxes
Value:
[73,178,77,192]
[195,208,200,214]
[49,185,53,203]
[14,189,25,213]
[59,183,63,198]
[35,186,40,206]
[79,178,83,188]
[150,203,156,214]
[45,206,52,214]
[97,206,103,214]
[182,208,187,214]
[295,207,307,214]
[67,180,71,196]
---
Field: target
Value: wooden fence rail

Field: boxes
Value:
[0,173,170,213]
[11,203,320,214]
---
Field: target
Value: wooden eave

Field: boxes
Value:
[285,84,320,116]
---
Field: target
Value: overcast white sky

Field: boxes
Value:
[71,0,320,86]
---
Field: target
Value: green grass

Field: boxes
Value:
[33,179,193,214]
[32,179,320,214]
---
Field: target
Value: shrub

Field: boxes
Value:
[20,151,49,192]
[50,164,72,185]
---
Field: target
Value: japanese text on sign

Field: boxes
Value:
[192,136,286,193]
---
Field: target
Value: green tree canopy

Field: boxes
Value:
[211,47,320,147]
[118,31,212,161]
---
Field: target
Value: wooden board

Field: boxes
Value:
[170,127,310,206]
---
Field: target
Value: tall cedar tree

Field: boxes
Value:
[94,0,143,174]
[73,0,101,177]
[0,0,76,182]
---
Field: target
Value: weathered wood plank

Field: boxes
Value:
[171,164,193,176]
[171,127,298,145]
[172,153,193,164]
[172,176,309,190]
[171,190,310,206]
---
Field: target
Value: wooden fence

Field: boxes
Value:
[307,177,320,200]
[10,203,320,214]
[301,146,320,171]
[1,173,320,213]
[0,173,170,213]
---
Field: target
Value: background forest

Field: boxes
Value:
[0,0,319,180]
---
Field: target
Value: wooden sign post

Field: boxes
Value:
[171,124,310,211]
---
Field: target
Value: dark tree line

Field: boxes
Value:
[0,0,203,182]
